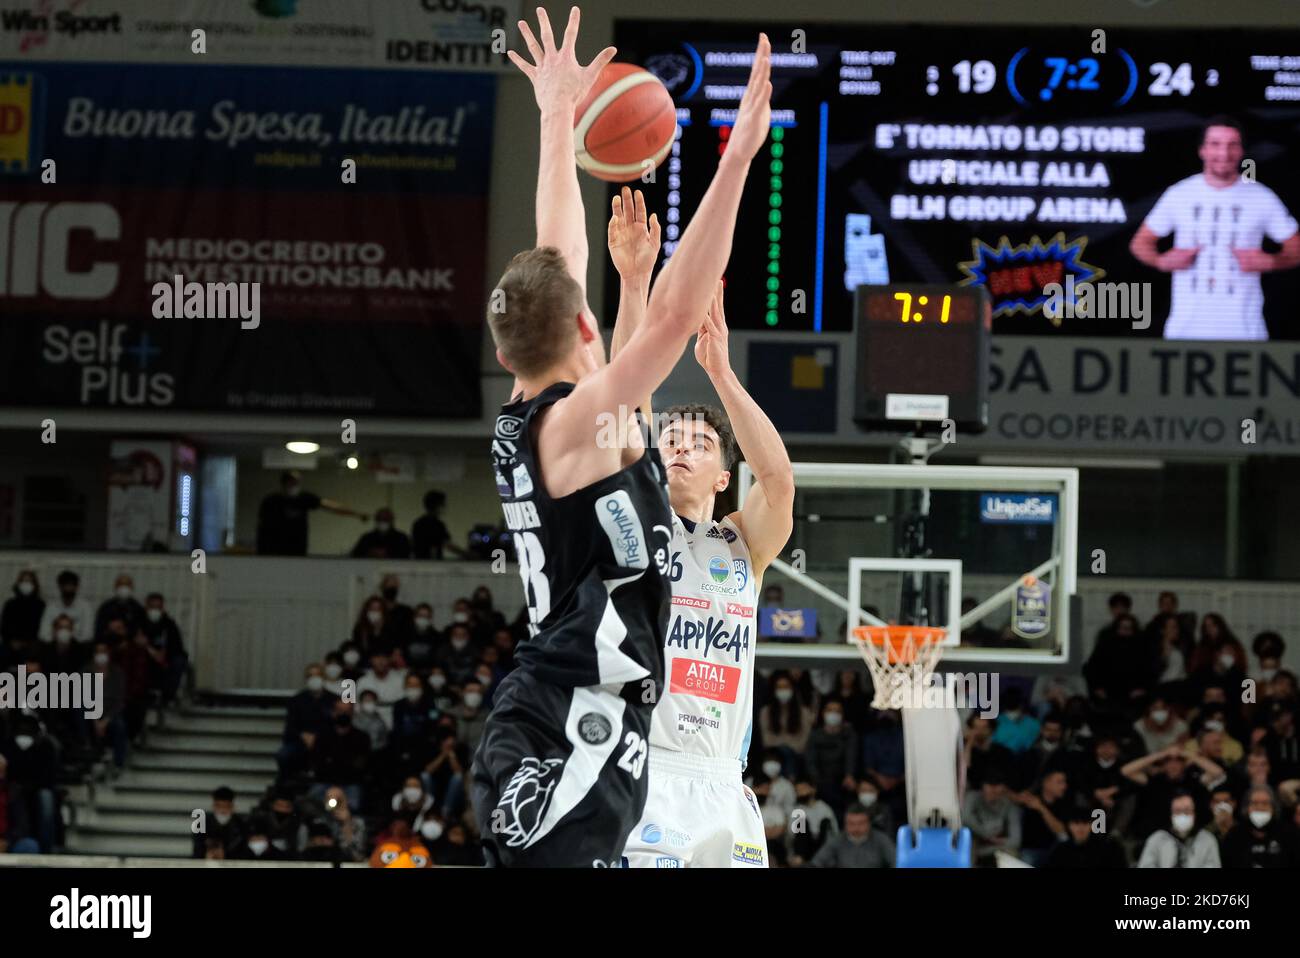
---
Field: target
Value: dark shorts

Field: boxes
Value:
[471,669,651,867]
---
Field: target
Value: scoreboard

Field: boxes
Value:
[608,22,1300,339]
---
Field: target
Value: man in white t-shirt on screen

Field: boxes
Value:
[1130,115,1300,340]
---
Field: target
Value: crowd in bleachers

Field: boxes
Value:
[0,569,189,853]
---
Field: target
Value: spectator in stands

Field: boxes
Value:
[1220,783,1300,867]
[412,490,465,560]
[1149,612,1190,698]
[750,779,789,865]
[1137,791,1220,867]
[0,717,59,852]
[322,653,345,696]
[357,650,407,726]
[320,785,367,863]
[431,821,481,866]
[0,753,40,854]
[309,702,371,812]
[421,720,468,821]
[854,778,895,836]
[298,819,341,863]
[1187,613,1248,698]
[339,643,364,682]
[1013,769,1070,867]
[860,709,906,822]
[1,570,44,665]
[1207,786,1238,842]
[1250,631,1285,688]
[786,778,838,866]
[256,470,368,556]
[391,776,439,833]
[1260,701,1300,790]
[478,645,507,693]
[451,679,488,752]
[808,803,894,868]
[761,584,784,607]
[1123,744,1225,841]
[40,614,84,674]
[804,699,859,814]
[992,687,1041,754]
[277,663,338,777]
[94,574,146,642]
[233,816,284,860]
[262,791,302,856]
[88,641,128,773]
[752,748,797,822]
[1084,613,1150,708]
[115,625,155,742]
[1133,696,1187,754]
[142,593,187,705]
[831,670,872,734]
[406,604,439,671]
[963,770,1022,865]
[1093,592,1133,647]
[435,622,480,686]
[426,667,454,713]
[390,674,436,771]
[470,586,508,635]
[351,508,412,559]
[759,672,815,774]
[964,715,1015,788]
[354,690,390,752]
[38,570,92,643]
[490,628,517,674]
[1019,713,1070,789]
[192,786,244,859]
[1029,672,1088,720]
[1078,734,1129,834]
[1046,805,1128,868]
[351,596,398,659]
[1184,723,1242,776]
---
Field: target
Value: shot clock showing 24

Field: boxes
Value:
[611,22,1300,340]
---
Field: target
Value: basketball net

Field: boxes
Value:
[851,625,947,710]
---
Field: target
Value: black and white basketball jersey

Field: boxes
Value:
[493,383,673,690]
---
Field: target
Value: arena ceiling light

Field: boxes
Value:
[285,440,321,455]
[345,456,359,470]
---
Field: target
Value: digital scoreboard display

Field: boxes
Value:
[609,23,1300,339]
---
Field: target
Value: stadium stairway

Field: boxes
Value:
[62,693,288,858]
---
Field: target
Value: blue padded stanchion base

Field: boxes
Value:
[896,825,972,868]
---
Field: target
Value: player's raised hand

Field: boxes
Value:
[694,279,731,377]
[1230,247,1276,272]
[724,33,773,163]
[608,186,661,283]
[508,6,616,113]
[1157,247,1200,272]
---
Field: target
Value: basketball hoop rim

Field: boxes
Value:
[851,625,947,665]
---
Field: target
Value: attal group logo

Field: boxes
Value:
[0,71,44,174]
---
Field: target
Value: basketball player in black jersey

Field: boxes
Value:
[471,7,772,866]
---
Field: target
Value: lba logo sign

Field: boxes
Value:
[0,71,45,173]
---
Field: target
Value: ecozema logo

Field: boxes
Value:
[979,494,1056,524]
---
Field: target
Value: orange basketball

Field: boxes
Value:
[574,63,677,183]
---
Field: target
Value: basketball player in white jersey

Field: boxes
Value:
[605,197,794,865]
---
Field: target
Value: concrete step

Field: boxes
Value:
[181,704,288,720]
[130,751,277,774]
[115,768,271,793]
[140,732,281,752]
[86,789,263,814]
[160,714,284,736]
[64,830,193,858]
[72,810,194,838]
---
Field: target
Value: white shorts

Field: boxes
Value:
[623,747,769,868]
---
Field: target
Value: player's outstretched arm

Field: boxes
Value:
[607,186,660,417]
[509,6,615,291]
[696,282,794,577]
[565,33,772,422]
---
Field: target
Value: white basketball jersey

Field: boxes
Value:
[648,514,758,763]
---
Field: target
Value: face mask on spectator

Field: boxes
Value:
[415,616,432,631]
[1097,757,1115,769]
[404,688,422,703]
[451,638,468,652]
[324,664,342,680]
[214,812,232,826]
[1171,813,1194,836]
[343,650,361,667]
[15,735,35,750]
[248,839,269,856]
[94,653,109,667]
[774,688,793,704]
[1218,653,1235,670]
[361,701,377,715]
[429,674,446,690]
[402,786,423,803]
[366,610,382,626]
[17,581,33,596]
[376,522,391,533]
[421,820,444,841]
[306,676,324,692]
[1040,740,1058,752]
[1260,668,1277,682]
[38,631,55,644]
[1213,802,1233,816]
[1204,720,1224,732]
[147,608,163,623]
[824,711,843,728]
[476,671,493,687]
[858,791,878,808]
[453,611,469,624]
[762,760,782,778]
[1249,810,1272,828]
[55,628,72,644]
[1151,709,1169,724]
[463,692,483,709]
[115,586,132,600]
